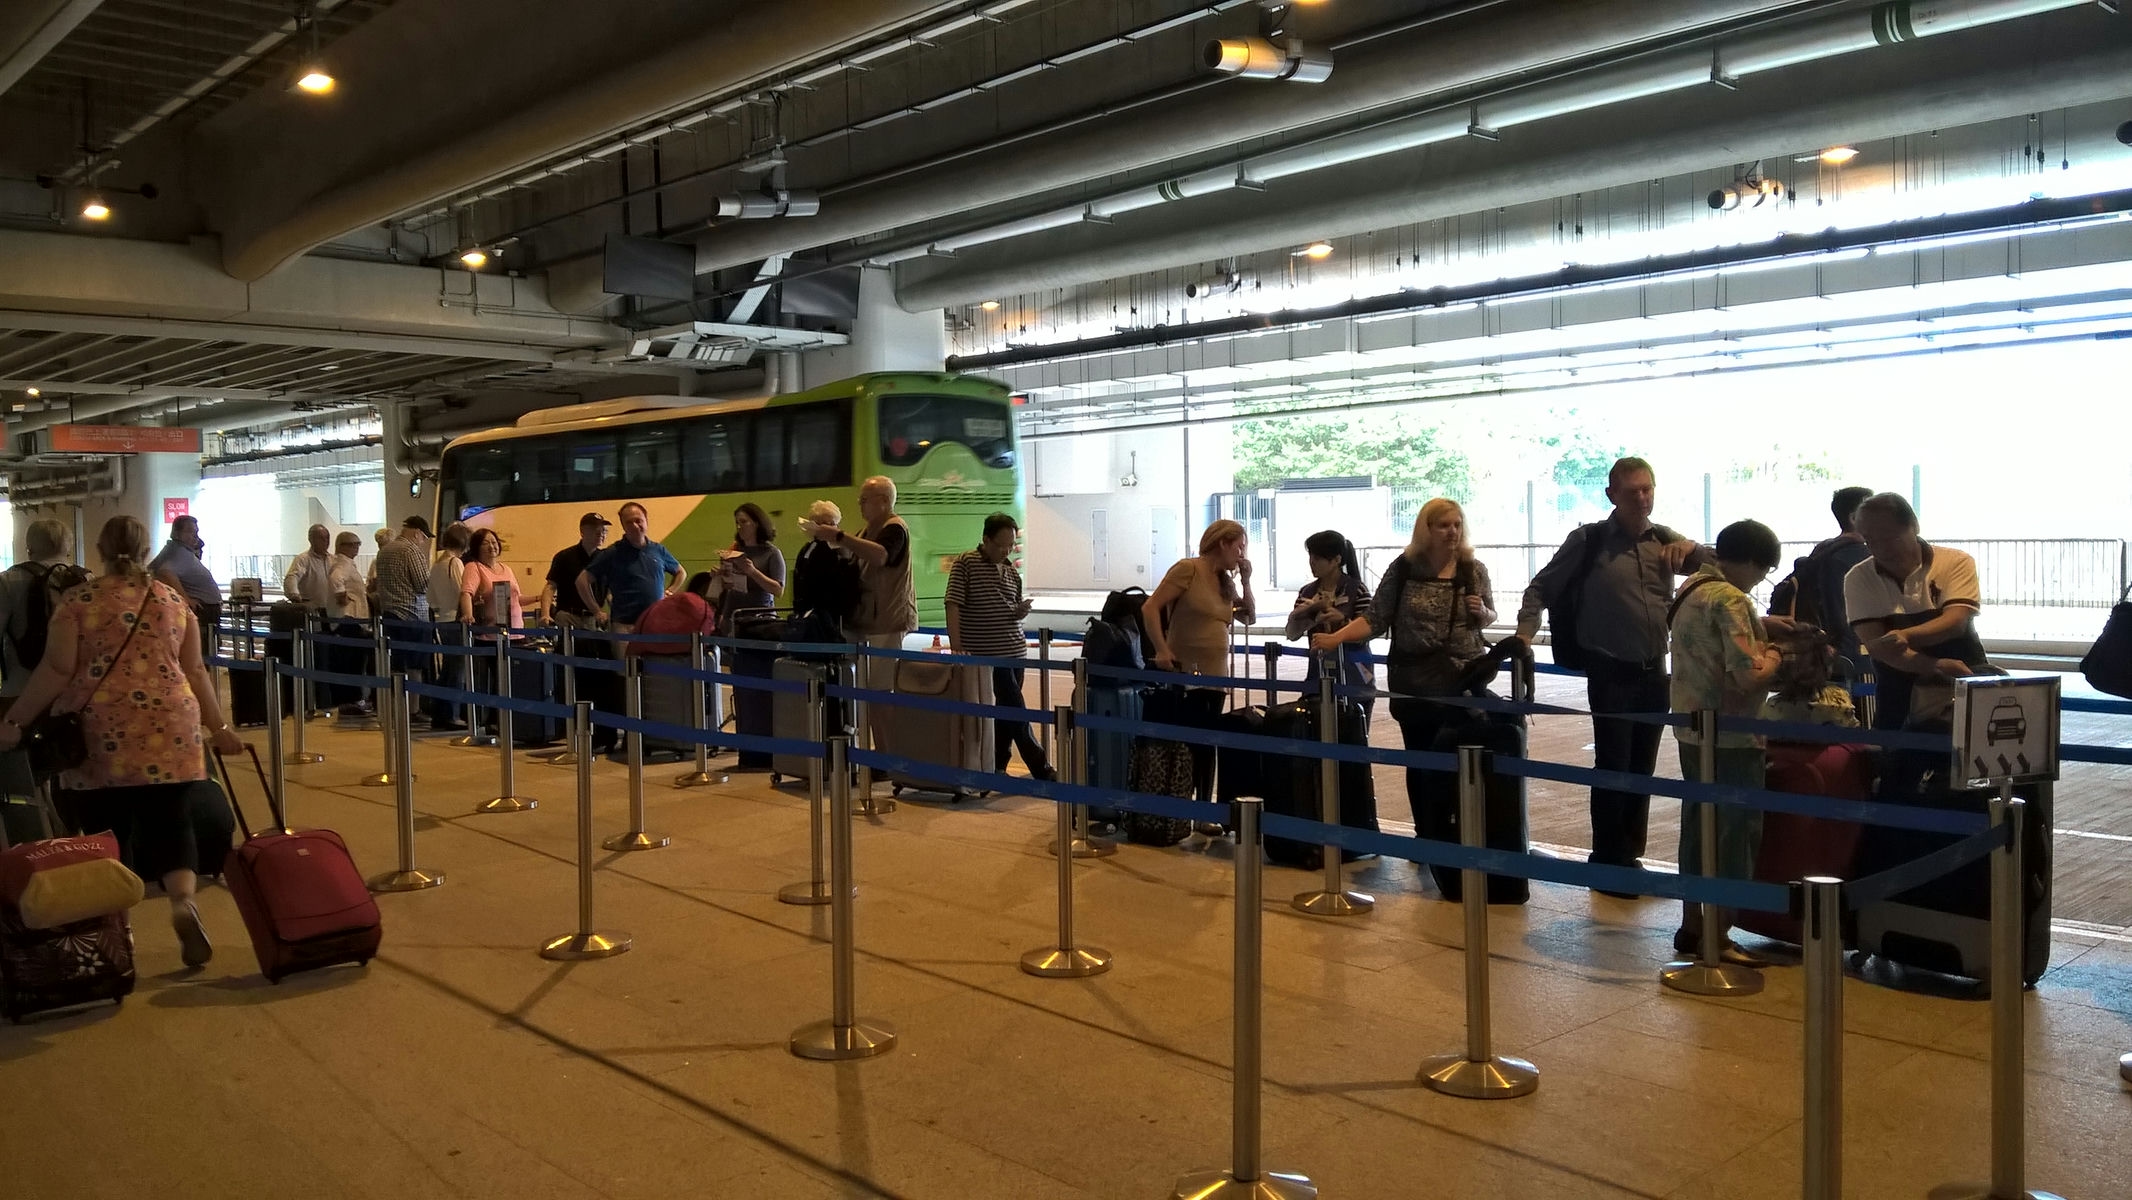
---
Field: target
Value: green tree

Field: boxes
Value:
[1230,412,1471,498]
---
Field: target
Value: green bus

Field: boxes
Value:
[434,371,1022,625]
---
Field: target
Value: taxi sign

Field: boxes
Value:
[1950,672,2059,787]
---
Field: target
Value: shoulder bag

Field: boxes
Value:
[23,585,154,780]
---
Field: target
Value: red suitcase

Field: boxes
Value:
[1735,740,1872,945]
[216,748,381,983]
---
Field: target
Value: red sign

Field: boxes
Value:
[163,498,190,523]
[48,424,203,454]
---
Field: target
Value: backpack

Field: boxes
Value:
[5,562,90,672]
[1783,537,1853,630]
[1084,587,1149,670]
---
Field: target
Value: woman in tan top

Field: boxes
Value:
[1141,520,1257,804]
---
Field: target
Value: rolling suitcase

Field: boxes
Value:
[771,657,844,785]
[636,654,700,760]
[0,786,135,1022]
[216,746,382,983]
[1122,736,1196,846]
[1851,749,2051,986]
[1734,741,1872,945]
[1077,683,1142,792]
[1224,700,1378,870]
[1421,641,1535,904]
[880,658,994,801]
[487,638,564,747]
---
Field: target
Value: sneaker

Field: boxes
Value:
[173,901,213,967]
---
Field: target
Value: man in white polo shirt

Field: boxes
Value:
[1843,493,1989,730]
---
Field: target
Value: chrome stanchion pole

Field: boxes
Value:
[1662,709,1764,996]
[789,735,897,1060]
[449,621,497,748]
[1171,797,1316,1200]
[1023,709,1113,978]
[263,658,289,823]
[539,701,631,961]
[844,655,895,817]
[368,673,444,893]
[1293,652,1372,916]
[285,624,324,764]
[604,657,670,851]
[533,623,577,763]
[779,673,835,906]
[474,636,535,814]
[1060,656,1114,857]
[1930,792,2063,1200]
[1801,876,1844,1200]
[359,622,400,786]
[1419,744,1540,1099]
[674,632,727,788]
[1262,641,1280,710]
[1037,629,1053,760]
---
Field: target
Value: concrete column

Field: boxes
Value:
[801,266,946,389]
[74,451,202,559]
[380,401,429,532]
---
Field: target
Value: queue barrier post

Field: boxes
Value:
[1170,797,1317,1200]
[367,673,444,893]
[360,620,405,787]
[474,635,536,814]
[603,657,670,852]
[532,623,578,763]
[1418,744,1539,1100]
[1057,655,1114,858]
[285,621,324,765]
[539,701,631,961]
[789,735,897,1061]
[844,655,895,818]
[1660,710,1764,997]
[777,672,835,906]
[1262,641,1280,710]
[1801,876,1843,1200]
[449,620,498,748]
[1291,653,1372,917]
[674,632,728,788]
[1928,792,2065,1200]
[263,657,290,827]
[1021,708,1113,978]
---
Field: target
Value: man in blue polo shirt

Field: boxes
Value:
[575,501,683,630]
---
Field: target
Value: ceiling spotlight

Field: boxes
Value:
[80,196,111,220]
[1707,177,1786,211]
[25,387,40,397]
[294,68,337,95]
[1294,241,1335,260]
[1207,2,1332,82]
[458,248,489,269]
[1819,146,1860,165]
[979,300,1001,311]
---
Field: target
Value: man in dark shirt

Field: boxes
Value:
[1516,457,1710,880]
[1776,486,1874,674]
[548,511,617,751]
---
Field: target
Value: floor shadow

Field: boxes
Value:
[1846,953,1989,1001]
[0,996,123,1047]
[147,965,369,1007]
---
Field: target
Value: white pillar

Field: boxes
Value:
[802,266,945,389]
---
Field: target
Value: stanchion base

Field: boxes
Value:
[776,880,838,906]
[855,797,897,817]
[366,868,444,893]
[1418,1053,1540,1099]
[1047,837,1118,858]
[2120,1051,2132,1083]
[1169,1168,1318,1199]
[474,795,537,814]
[450,734,499,748]
[1020,945,1113,977]
[1926,1188,2066,1200]
[1659,958,1765,996]
[283,752,325,765]
[1290,888,1375,917]
[788,1019,897,1061]
[602,830,671,852]
[539,750,579,766]
[359,772,413,787]
[539,930,632,960]
[673,770,728,788]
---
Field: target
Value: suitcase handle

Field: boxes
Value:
[212,745,281,840]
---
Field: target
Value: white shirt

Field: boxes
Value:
[1842,542,1980,629]
[327,555,370,620]
[426,556,465,622]
[282,550,336,610]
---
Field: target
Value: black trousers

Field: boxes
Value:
[1388,697,1457,833]
[1584,658,1670,867]
[991,665,1051,775]
[426,623,467,726]
[328,618,373,708]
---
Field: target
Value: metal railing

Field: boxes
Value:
[1361,538,2127,611]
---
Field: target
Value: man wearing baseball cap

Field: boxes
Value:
[544,512,619,752]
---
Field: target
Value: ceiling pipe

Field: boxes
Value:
[219,0,967,282]
[0,0,103,100]
[902,27,2132,309]
[890,0,2099,294]
[6,394,168,438]
[6,456,125,509]
[690,0,1829,277]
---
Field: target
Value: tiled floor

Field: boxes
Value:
[3,714,2127,1199]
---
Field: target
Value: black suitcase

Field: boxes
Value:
[1852,748,2051,986]
[501,640,566,747]
[1420,641,1534,904]
[1221,699,1378,870]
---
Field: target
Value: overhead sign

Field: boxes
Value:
[1951,672,2060,787]
[49,425,203,454]
[163,497,190,523]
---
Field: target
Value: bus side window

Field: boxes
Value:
[622,426,682,496]
[752,411,787,490]
[787,403,848,488]
[521,438,565,504]
[683,415,740,493]
[566,438,618,502]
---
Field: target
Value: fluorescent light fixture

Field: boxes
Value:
[1820,146,1860,165]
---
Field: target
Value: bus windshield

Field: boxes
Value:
[879,393,1015,469]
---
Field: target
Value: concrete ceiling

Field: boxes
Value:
[0,0,2128,445]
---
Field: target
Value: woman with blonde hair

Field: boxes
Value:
[0,516,244,967]
[1314,498,1496,835]
[1141,519,1257,803]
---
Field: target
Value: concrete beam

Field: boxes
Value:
[0,0,101,100]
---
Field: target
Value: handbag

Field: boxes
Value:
[23,585,154,780]
[2081,584,2132,699]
